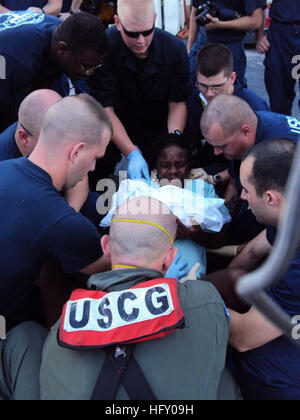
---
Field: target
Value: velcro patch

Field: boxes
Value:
[58,278,185,350]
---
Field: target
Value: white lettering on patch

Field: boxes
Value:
[63,284,174,333]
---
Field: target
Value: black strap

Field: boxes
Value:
[91,345,156,401]
[122,353,156,400]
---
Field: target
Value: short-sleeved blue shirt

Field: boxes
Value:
[0,122,20,161]
[0,11,61,127]
[0,0,47,9]
[270,0,300,24]
[230,111,300,192]
[0,157,103,321]
[192,0,266,42]
[187,85,270,143]
[234,226,300,400]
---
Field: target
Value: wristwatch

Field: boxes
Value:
[213,174,223,185]
[172,130,182,136]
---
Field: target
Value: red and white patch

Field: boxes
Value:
[58,278,185,350]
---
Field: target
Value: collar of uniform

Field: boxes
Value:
[119,28,163,74]
[88,268,163,292]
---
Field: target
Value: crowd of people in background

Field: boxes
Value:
[0,0,299,401]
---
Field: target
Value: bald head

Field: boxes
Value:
[117,0,156,23]
[39,93,113,154]
[109,197,177,266]
[201,94,257,138]
[18,89,62,139]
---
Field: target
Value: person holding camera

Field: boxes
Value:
[188,0,266,86]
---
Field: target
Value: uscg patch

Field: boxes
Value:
[58,278,185,350]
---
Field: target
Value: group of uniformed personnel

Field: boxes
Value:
[0,0,300,401]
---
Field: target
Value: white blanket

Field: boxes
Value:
[100,179,231,233]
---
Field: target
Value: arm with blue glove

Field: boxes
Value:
[165,252,189,281]
[105,106,150,181]
[127,149,150,181]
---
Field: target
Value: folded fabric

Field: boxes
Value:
[100,179,231,233]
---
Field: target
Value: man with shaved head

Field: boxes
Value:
[0,89,62,161]
[0,89,100,220]
[40,196,241,400]
[200,94,299,243]
[0,93,112,332]
[88,0,192,187]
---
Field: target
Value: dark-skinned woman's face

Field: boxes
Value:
[156,145,190,184]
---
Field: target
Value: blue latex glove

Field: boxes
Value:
[127,150,151,181]
[165,252,189,281]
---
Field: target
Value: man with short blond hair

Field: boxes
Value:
[88,0,192,187]
[0,94,112,331]
[0,89,62,161]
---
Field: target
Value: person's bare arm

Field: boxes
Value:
[80,254,111,276]
[205,8,264,32]
[168,101,188,134]
[255,13,270,55]
[64,176,89,213]
[59,0,82,19]
[0,5,10,13]
[29,0,62,15]
[105,106,136,157]
[70,0,82,12]
[229,229,272,272]
[229,306,283,352]
[187,6,198,53]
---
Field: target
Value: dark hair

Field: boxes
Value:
[196,43,233,78]
[52,12,108,56]
[242,138,296,196]
[146,133,193,171]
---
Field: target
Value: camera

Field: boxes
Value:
[196,1,218,26]
[196,1,239,26]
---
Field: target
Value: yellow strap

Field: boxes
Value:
[111,219,174,246]
[112,264,138,270]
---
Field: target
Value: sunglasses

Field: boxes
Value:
[119,19,155,39]
[71,53,104,76]
[20,123,35,138]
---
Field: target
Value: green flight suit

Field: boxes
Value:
[0,322,47,400]
[40,269,241,400]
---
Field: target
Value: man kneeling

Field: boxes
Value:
[40,196,241,400]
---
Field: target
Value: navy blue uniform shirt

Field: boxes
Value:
[270,0,300,24]
[0,157,103,323]
[230,111,300,192]
[0,0,47,9]
[0,122,20,161]
[88,26,192,149]
[234,225,300,400]
[187,85,269,145]
[192,0,266,42]
[0,11,61,130]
